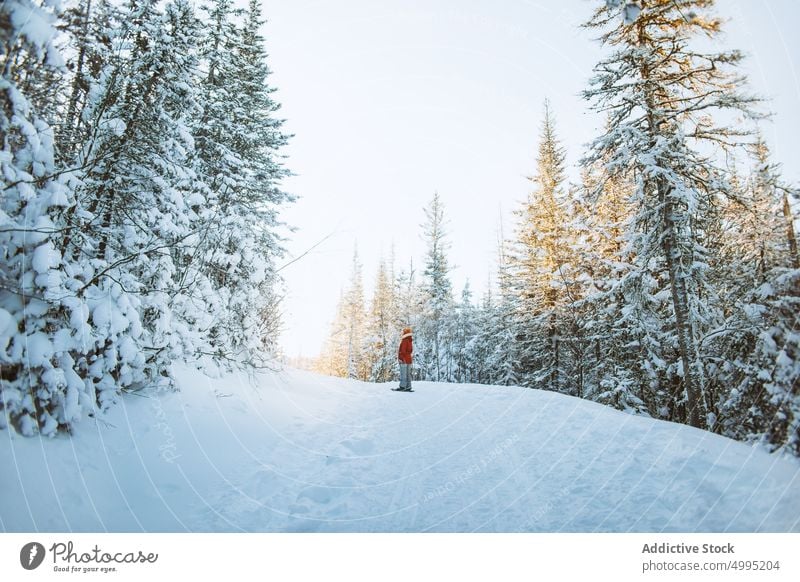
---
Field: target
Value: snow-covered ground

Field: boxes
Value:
[2,367,798,532]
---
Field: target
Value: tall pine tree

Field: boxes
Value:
[583,0,760,428]
[418,192,454,382]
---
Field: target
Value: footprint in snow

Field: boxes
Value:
[339,436,374,455]
[288,485,352,524]
[296,485,335,505]
[324,434,375,465]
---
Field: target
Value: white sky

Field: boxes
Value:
[259,0,800,358]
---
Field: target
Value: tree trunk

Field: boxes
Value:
[594,338,601,392]
[554,336,560,392]
[636,23,706,429]
[660,182,706,429]
[783,191,799,269]
[62,0,93,156]
[434,326,440,382]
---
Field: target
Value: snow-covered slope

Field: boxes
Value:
[2,367,798,532]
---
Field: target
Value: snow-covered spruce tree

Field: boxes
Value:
[464,280,498,385]
[418,192,454,382]
[344,249,368,380]
[316,289,347,377]
[782,186,799,271]
[569,166,610,398]
[193,0,292,366]
[56,0,119,163]
[714,266,800,454]
[747,137,799,274]
[2,0,207,435]
[2,0,292,436]
[509,100,572,391]
[316,248,370,380]
[365,258,399,382]
[6,1,68,126]
[712,137,800,454]
[583,0,760,429]
[0,0,83,435]
[712,136,796,290]
[58,0,210,403]
[553,181,599,399]
[451,281,478,383]
[51,0,120,270]
[478,228,518,386]
[394,254,421,337]
[574,160,650,413]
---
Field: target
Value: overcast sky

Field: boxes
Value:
[259,0,800,358]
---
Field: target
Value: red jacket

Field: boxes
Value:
[398,334,412,364]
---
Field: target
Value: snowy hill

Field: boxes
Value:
[2,367,798,532]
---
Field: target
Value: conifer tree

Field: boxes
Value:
[365,258,398,382]
[452,282,478,383]
[0,0,81,435]
[482,227,518,386]
[418,192,454,381]
[56,0,118,162]
[711,135,800,453]
[575,160,648,412]
[510,100,571,390]
[583,0,760,428]
[194,0,292,364]
[341,248,367,380]
[2,0,293,435]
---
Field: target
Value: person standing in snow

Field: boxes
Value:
[397,327,413,391]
